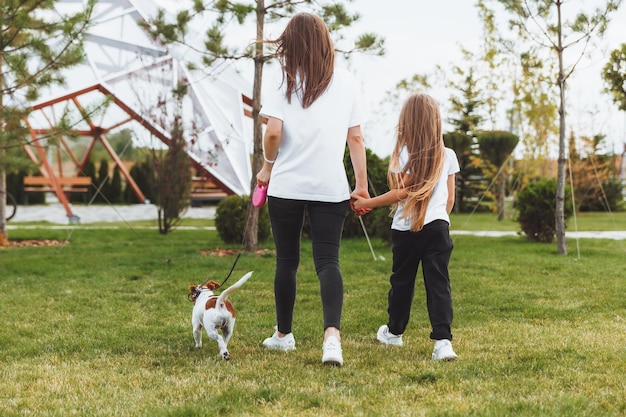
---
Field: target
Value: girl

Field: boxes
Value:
[256,13,369,366]
[351,92,460,360]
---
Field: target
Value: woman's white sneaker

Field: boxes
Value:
[432,339,457,361]
[322,336,343,366]
[376,325,403,346]
[263,329,296,351]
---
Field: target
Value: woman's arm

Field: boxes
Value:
[346,125,369,199]
[256,117,283,186]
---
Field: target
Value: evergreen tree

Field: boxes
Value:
[96,159,110,203]
[110,166,123,204]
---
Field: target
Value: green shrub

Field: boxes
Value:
[215,195,270,244]
[516,178,572,243]
[578,178,624,212]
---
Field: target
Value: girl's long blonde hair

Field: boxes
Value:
[389,93,445,231]
[268,13,335,108]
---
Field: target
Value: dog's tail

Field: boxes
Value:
[217,271,253,306]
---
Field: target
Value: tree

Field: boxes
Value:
[509,52,560,162]
[494,0,622,254]
[602,43,626,111]
[446,55,484,136]
[110,166,122,204]
[147,83,192,235]
[152,112,192,234]
[96,159,110,203]
[568,131,622,212]
[144,1,384,251]
[0,0,94,245]
[476,130,519,220]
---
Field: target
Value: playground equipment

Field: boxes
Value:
[22,0,253,222]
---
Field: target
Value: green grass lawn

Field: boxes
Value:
[450,210,626,232]
[1,224,625,416]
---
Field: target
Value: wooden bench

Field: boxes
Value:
[23,176,92,193]
[190,177,228,205]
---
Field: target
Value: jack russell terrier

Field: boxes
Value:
[188,271,253,360]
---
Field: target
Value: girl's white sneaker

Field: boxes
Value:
[432,339,457,361]
[377,325,403,346]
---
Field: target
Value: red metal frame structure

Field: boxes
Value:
[25,82,253,222]
[21,1,256,223]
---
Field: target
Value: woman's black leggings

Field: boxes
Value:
[267,196,350,335]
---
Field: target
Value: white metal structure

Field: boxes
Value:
[26,0,253,216]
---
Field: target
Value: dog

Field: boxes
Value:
[188,271,253,360]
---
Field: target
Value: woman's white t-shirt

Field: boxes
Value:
[260,67,364,202]
[391,147,460,231]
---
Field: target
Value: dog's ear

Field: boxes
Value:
[205,280,220,290]
[188,285,198,292]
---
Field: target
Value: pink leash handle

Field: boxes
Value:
[252,184,268,207]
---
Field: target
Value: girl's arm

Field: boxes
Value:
[256,117,282,186]
[351,173,409,210]
[352,187,408,210]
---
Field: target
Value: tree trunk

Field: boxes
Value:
[497,175,505,221]
[0,163,8,246]
[555,1,568,255]
[243,0,266,252]
[0,66,7,245]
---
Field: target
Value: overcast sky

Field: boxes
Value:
[188,0,626,156]
[332,0,626,156]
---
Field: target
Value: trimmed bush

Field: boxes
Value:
[215,195,270,244]
[516,178,572,243]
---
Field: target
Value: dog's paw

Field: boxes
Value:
[222,351,231,361]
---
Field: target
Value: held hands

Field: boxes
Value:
[350,189,372,217]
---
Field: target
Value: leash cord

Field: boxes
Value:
[218,251,242,288]
[199,250,242,289]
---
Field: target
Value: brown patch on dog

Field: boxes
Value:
[205,296,217,310]
[204,296,237,318]
[205,280,221,290]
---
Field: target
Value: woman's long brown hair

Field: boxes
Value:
[389,93,445,231]
[269,13,335,108]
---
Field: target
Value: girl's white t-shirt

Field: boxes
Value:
[260,67,364,202]
[391,147,460,231]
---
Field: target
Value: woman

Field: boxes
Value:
[256,12,369,366]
